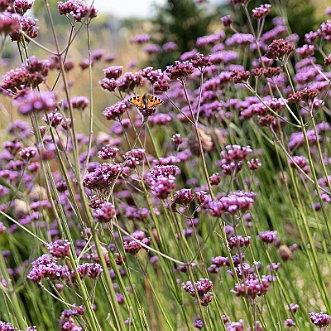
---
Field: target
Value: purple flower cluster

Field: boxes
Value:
[27,254,70,283]
[83,163,121,192]
[231,273,273,299]
[258,230,280,245]
[207,191,255,216]
[165,61,194,81]
[47,239,71,259]
[102,101,128,120]
[171,188,195,207]
[252,4,271,19]
[228,235,251,249]
[182,278,213,306]
[220,145,253,175]
[146,165,180,199]
[309,312,331,329]
[10,15,38,42]
[123,231,151,255]
[15,90,57,115]
[58,0,97,22]
[123,148,145,168]
[93,202,116,223]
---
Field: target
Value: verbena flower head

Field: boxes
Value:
[27,254,70,283]
[58,0,97,22]
[182,278,213,306]
[258,230,280,245]
[309,312,331,330]
[93,202,116,223]
[284,319,296,327]
[288,88,320,104]
[99,78,117,92]
[225,319,244,331]
[318,20,331,41]
[16,90,57,115]
[9,15,39,42]
[193,316,203,329]
[58,309,83,331]
[76,263,103,279]
[231,273,272,299]
[144,43,162,55]
[98,145,118,160]
[0,321,18,330]
[123,148,145,168]
[252,4,271,19]
[266,38,296,61]
[117,71,143,92]
[221,14,233,27]
[71,96,89,111]
[146,164,180,199]
[288,155,310,173]
[103,66,123,79]
[47,239,71,259]
[83,163,121,191]
[207,191,255,216]
[102,101,128,120]
[228,235,251,249]
[0,12,20,36]
[130,33,150,44]
[171,188,195,207]
[12,0,34,15]
[287,303,299,314]
[0,0,11,12]
[165,61,194,81]
[296,44,315,58]
[163,41,178,51]
[191,53,212,71]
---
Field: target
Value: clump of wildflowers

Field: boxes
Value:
[9,15,39,43]
[93,202,116,223]
[193,316,203,329]
[182,278,213,306]
[309,312,331,330]
[165,61,194,81]
[171,188,195,208]
[258,230,280,245]
[266,38,296,60]
[231,273,273,299]
[103,66,123,79]
[83,163,121,193]
[58,306,85,331]
[207,191,255,216]
[146,165,180,199]
[130,33,150,44]
[0,12,20,36]
[123,231,151,255]
[76,263,103,279]
[58,0,97,22]
[102,101,128,120]
[47,240,71,259]
[252,4,271,19]
[16,90,57,115]
[288,88,320,104]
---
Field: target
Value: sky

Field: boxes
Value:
[87,0,166,18]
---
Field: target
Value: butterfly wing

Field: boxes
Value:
[128,95,144,108]
[147,95,164,108]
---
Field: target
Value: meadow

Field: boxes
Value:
[1,0,331,330]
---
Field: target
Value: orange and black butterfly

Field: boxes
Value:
[128,93,164,110]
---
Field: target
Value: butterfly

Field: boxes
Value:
[128,93,164,110]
